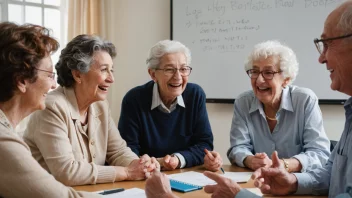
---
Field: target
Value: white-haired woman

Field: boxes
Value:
[119,40,222,171]
[227,40,330,173]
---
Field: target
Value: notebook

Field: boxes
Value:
[169,179,203,193]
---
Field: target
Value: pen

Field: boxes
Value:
[220,167,225,174]
[98,188,125,195]
[204,149,225,174]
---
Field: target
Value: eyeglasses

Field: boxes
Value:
[314,33,352,54]
[155,66,192,76]
[246,69,282,80]
[35,68,56,79]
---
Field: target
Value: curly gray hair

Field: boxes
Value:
[244,40,299,84]
[55,34,116,87]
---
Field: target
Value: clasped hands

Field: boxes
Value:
[244,152,273,170]
[121,154,160,181]
[157,150,223,171]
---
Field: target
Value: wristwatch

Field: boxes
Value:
[282,158,289,172]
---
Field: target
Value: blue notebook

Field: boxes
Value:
[170,179,203,193]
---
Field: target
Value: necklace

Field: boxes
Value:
[265,114,277,121]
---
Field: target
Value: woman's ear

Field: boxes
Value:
[71,70,82,84]
[148,68,157,82]
[282,77,290,88]
[17,78,27,93]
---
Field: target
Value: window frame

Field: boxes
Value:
[0,0,67,51]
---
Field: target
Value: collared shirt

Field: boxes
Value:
[151,82,185,113]
[151,82,187,168]
[228,85,330,172]
[294,97,352,198]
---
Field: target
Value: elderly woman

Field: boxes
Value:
[227,40,330,172]
[118,40,222,171]
[0,22,99,197]
[23,35,159,186]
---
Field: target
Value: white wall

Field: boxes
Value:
[107,0,345,165]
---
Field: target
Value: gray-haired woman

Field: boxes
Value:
[227,40,330,173]
[118,40,222,171]
[24,34,159,186]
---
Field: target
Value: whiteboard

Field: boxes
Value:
[172,0,349,102]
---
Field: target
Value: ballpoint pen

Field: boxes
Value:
[220,167,225,174]
[97,188,125,195]
[204,149,225,174]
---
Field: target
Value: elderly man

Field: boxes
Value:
[145,1,352,197]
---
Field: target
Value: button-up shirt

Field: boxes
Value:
[294,97,352,197]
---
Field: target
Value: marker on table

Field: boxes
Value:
[97,188,125,195]
[204,149,225,174]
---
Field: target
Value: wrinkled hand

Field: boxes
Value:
[203,171,241,198]
[252,151,298,195]
[158,155,179,171]
[145,171,178,198]
[204,149,223,172]
[140,154,160,178]
[125,154,159,180]
[244,152,272,170]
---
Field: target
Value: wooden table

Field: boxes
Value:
[73,165,327,197]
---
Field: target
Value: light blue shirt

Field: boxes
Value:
[227,85,330,172]
[294,97,352,198]
[151,82,187,168]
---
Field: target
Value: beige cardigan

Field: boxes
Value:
[24,86,138,186]
[0,110,100,198]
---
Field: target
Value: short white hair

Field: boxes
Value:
[146,40,191,69]
[244,40,299,84]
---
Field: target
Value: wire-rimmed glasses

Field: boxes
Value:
[155,66,192,77]
[246,69,282,80]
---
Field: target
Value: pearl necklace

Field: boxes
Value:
[265,114,277,121]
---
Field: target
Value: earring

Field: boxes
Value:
[77,80,81,84]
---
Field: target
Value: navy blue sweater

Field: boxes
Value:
[118,81,213,168]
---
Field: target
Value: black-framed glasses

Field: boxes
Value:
[314,33,352,54]
[35,68,56,79]
[246,69,282,80]
[155,66,192,76]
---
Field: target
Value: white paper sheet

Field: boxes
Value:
[222,172,253,183]
[167,171,253,187]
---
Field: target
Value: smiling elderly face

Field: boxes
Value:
[77,50,114,103]
[251,55,290,107]
[24,56,56,111]
[318,3,352,96]
[149,52,189,106]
